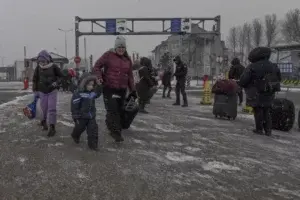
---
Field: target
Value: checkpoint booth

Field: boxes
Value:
[272,43,300,83]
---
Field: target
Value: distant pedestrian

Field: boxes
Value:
[229,58,245,105]
[71,75,102,151]
[173,56,188,107]
[162,66,172,98]
[136,57,156,113]
[32,50,64,137]
[23,77,29,90]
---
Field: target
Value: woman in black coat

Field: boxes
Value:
[239,47,281,136]
[135,57,155,113]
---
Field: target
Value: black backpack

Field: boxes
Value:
[257,72,280,93]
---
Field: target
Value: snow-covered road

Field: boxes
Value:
[0,92,300,199]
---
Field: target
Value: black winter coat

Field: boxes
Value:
[229,64,245,80]
[32,64,64,94]
[162,70,172,86]
[239,60,281,107]
[174,62,187,81]
[71,75,102,119]
[135,66,155,101]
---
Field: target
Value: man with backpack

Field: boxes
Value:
[173,56,188,107]
[239,47,281,136]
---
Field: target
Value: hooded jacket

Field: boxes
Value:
[32,63,64,93]
[71,75,102,119]
[173,56,187,81]
[228,58,245,80]
[92,49,135,91]
[239,47,281,107]
[135,57,156,101]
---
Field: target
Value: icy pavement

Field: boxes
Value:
[0,93,300,200]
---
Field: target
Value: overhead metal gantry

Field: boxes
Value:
[74,16,221,57]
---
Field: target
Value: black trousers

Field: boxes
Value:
[72,118,98,147]
[253,107,272,133]
[175,80,188,104]
[103,87,126,133]
[162,85,172,97]
[237,90,243,104]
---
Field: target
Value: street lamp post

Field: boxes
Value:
[58,28,73,58]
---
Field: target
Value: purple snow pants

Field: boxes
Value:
[39,90,58,125]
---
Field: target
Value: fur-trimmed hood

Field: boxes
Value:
[78,74,98,91]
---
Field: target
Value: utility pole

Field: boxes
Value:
[84,37,88,71]
[58,28,73,58]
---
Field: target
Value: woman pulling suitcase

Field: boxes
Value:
[92,36,137,142]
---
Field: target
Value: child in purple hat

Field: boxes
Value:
[32,50,64,137]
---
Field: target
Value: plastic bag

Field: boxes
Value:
[35,98,44,120]
[23,95,38,119]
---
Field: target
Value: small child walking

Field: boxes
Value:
[71,74,102,151]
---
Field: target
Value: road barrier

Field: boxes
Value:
[186,76,191,87]
[281,79,300,86]
[200,80,212,105]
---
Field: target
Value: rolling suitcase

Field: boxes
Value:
[213,94,238,120]
[121,97,139,129]
[271,98,295,131]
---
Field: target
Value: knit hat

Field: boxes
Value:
[114,36,126,48]
[37,50,52,62]
[248,47,271,63]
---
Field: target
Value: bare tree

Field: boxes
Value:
[227,27,238,56]
[237,24,248,62]
[282,9,300,43]
[252,18,263,47]
[244,23,252,64]
[265,14,279,47]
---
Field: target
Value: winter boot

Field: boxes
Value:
[47,124,56,137]
[113,131,124,142]
[182,95,188,107]
[265,131,272,137]
[252,129,263,135]
[40,120,48,131]
[139,102,149,114]
[88,141,98,151]
[71,134,80,144]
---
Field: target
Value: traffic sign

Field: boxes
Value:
[116,19,127,33]
[181,18,191,33]
[106,19,116,33]
[171,18,181,33]
[74,56,81,64]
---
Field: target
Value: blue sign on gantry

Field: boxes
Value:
[171,18,182,33]
[106,19,116,33]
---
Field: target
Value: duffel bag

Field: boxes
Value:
[271,98,295,131]
[212,79,238,95]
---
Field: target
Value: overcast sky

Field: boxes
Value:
[0,0,299,64]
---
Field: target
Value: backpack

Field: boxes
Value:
[257,72,280,93]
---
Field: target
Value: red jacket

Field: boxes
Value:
[93,51,135,91]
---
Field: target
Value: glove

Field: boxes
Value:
[73,118,79,125]
[52,82,58,88]
[129,91,138,99]
[34,92,39,98]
